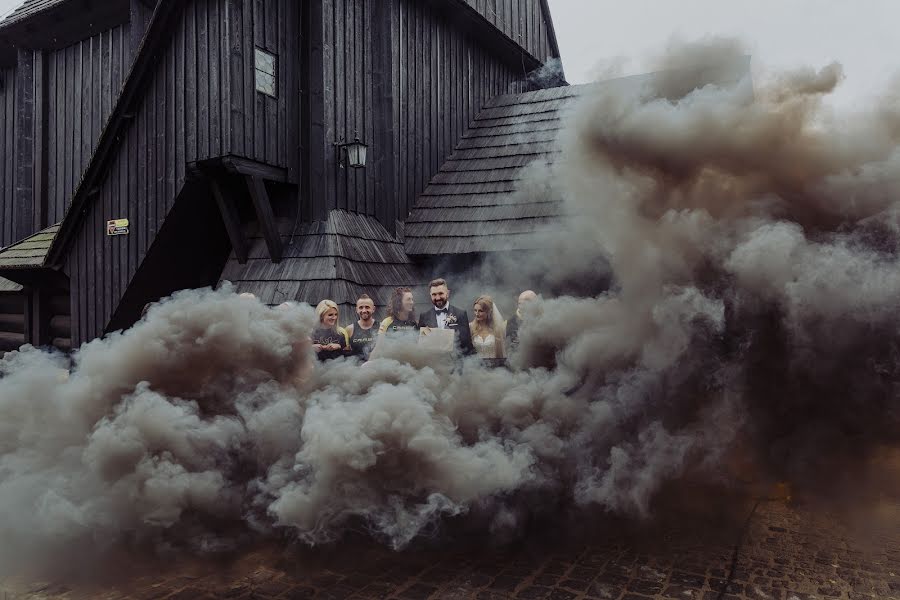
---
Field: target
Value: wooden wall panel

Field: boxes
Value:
[66,0,299,345]
[46,25,132,226]
[314,0,521,226]
[225,0,294,173]
[461,0,557,62]
[0,66,17,248]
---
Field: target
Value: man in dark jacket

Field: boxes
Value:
[417,278,474,356]
[505,290,538,352]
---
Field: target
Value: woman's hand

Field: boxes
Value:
[312,344,323,353]
[326,343,342,351]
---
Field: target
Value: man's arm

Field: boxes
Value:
[457,310,475,355]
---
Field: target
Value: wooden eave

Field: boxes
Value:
[45,0,182,268]
[434,0,543,72]
[0,0,130,65]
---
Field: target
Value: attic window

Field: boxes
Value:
[254,48,277,97]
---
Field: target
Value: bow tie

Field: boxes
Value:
[435,308,448,314]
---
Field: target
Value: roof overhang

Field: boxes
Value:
[431,0,543,73]
[0,0,130,67]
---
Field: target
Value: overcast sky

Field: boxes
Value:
[548,0,899,109]
[1,0,897,109]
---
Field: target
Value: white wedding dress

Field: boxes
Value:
[473,333,498,358]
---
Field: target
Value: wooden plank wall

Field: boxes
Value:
[462,0,556,61]
[0,66,17,248]
[316,0,521,225]
[65,0,298,345]
[226,0,296,178]
[46,24,133,226]
[393,0,522,222]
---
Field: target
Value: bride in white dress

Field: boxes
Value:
[469,295,505,359]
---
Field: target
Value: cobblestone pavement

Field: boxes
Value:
[2,490,899,600]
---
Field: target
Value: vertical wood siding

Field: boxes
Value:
[46,25,133,226]
[65,0,297,345]
[462,0,556,61]
[0,67,17,248]
[317,0,521,224]
[225,0,294,174]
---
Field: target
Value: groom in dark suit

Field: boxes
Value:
[418,278,475,356]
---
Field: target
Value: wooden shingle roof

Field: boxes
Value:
[404,84,583,256]
[0,276,22,293]
[220,210,425,316]
[406,58,753,256]
[0,223,60,269]
[0,0,68,27]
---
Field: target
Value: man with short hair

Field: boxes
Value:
[505,290,539,352]
[418,278,474,355]
[345,294,380,360]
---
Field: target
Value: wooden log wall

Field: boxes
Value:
[0,66,16,248]
[462,0,557,61]
[47,25,133,225]
[312,0,522,226]
[65,0,298,345]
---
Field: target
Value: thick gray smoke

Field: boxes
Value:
[2,39,899,576]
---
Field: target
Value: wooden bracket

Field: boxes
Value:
[245,175,283,263]
[209,177,249,264]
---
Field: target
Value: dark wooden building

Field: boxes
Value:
[0,0,566,353]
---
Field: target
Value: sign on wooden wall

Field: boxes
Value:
[106,219,130,236]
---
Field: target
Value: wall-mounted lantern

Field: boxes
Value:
[336,137,368,169]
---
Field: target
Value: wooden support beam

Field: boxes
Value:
[245,175,283,263]
[209,177,249,264]
[221,155,289,183]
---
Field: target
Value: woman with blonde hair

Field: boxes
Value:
[469,295,505,360]
[312,299,350,361]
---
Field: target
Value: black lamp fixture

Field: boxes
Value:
[336,136,368,169]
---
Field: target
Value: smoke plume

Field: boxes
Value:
[2,38,899,575]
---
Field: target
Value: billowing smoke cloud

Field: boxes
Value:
[2,38,900,577]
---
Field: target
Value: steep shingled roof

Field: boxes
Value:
[405,58,753,256]
[404,84,582,255]
[0,223,60,269]
[220,210,425,315]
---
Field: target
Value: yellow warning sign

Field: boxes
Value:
[107,218,129,236]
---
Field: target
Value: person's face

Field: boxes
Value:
[356,300,374,321]
[401,292,415,314]
[322,308,338,327]
[474,302,488,323]
[518,291,537,312]
[430,285,449,308]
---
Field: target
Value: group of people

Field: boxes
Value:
[311,278,540,364]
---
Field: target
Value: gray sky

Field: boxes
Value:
[548,0,899,110]
[1,0,897,109]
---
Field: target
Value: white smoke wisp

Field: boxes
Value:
[2,38,900,577]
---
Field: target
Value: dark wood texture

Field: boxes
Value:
[220,210,424,316]
[209,177,249,264]
[459,0,558,63]
[13,49,35,242]
[58,0,299,345]
[404,84,580,255]
[245,175,283,262]
[309,0,524,227]
[46,24,132,226]
[0,65,16,248]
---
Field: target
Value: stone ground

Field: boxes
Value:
[2,487,899,600]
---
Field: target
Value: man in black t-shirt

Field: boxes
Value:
[345,295,380,359]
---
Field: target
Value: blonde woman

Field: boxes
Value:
[312,299,350,361]
[469,295,505,359]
